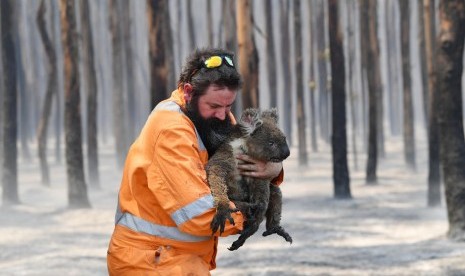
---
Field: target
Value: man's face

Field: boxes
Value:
[185,84,237,156]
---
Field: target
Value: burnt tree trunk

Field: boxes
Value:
[1,0,20,206]
[418,0,430,125]
[436,0,465,241]
[207,0,213,45]
[147,0,168,109]
[109,0,127,168]
[223,0,237,57]
[316,0,330,143]
[36,0,58,187]
[386,1,401,136]
[52,0,62,164]
[279,0,292,144]
[59,0,90,209]
[186,0,196,50]
[365,0,381,184]
[399,0,416,170]
[329,0,351,198]
[237,0,259,109]
[80,0,99,188]
[265,0,277,108]
[121,1,136,140]
[424,0,441,207]
[308,0,318,152]
[346,0,357,169]
[294,0,307,166]
[163,2,175,90]
[222,0,239,114]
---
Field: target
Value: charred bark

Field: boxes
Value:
[1,0,19,205]
[294,0,307,166]
[109,0,127,169]
[279,0,292,144]
[436,0,465,241]
[308,0,318,152]
[36,0,58,186]
[80,0,99,188]
[265,0,277,108]
[424,0,441,207]
[60,0,90,208]
[237,0,259,109]
[329,0,351,198]
[399,0,416,170]
[365,0,381,184]
[147,0,168,109]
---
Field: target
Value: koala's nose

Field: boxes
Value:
[282,145,290,159]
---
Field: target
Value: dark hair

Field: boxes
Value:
[178,48,242,97]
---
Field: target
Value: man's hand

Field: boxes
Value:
[236,154,283,180]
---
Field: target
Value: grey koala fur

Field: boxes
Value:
[206,108,292,251]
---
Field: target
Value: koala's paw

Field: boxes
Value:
[263,226,293,244]
[211,205,236,236]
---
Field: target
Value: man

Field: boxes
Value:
[107,48,283,275]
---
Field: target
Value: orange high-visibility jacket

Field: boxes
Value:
[111,88,244,271]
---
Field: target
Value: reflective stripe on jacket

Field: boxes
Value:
[113,89,243,270]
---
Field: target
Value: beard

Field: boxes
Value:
[185,97,232,157]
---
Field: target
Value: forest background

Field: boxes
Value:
[1,0,465,275]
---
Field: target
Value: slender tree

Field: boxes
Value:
[186,0,196,51]
[51,0,62,164]
[316,0,330,143]
[436,0,465,241]
[308,0,318,152]
[147,0,168,109]
[16,1,31,162]
[399,0,416,170]
[264,0,277,108]
[424,0,441,207]
[222,0,240,114]
[223,0,237,55]
[36,0,58,186]
[237,0,259,109]
[329,0,351,198]
[385,0,401,136]
[1,0,20,205]
[207,0,213,46]
[280,0,292,144]
[59,0,90,208]
[0,32,3,186]
[80,0,99,188]
[359,0,369,152]
[164,1,175,90]
[418,0,430,125]
[365,0,382,184]
[293,0,307,166]
[109,0,128,168]
[121,1,136,140]
[346,0,357,169]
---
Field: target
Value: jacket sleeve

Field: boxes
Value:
[271,169,284,186]
[149,122,244,237]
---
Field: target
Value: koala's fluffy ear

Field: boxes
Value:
[261,108,279,124]
[240,108,263,135]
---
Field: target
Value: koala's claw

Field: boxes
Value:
[263,226,293,244]
[211,206,236,236]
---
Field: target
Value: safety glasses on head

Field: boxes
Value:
[203,55,235,69]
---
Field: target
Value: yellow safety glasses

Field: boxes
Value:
[203,55,235,69]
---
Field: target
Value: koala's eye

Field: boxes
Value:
[268,141,275,146]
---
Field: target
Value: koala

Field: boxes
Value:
[206,108,292,251]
